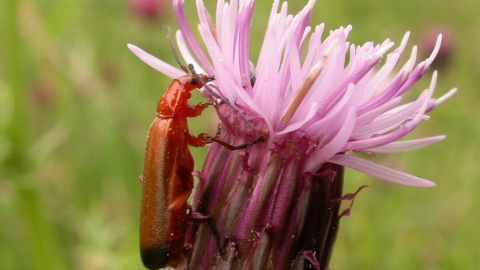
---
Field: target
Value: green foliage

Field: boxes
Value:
[0,0,478,269]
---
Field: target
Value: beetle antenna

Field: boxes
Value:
[161,26,189,73]
[189,64,253,128]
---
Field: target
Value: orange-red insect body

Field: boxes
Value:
[140,74,213,269]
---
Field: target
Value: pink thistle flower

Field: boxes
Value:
[129,0,456,268]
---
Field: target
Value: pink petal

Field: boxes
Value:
[329,155,436,187]
[127,44,184,79]
[366,135,446,153]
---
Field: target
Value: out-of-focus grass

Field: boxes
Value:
[0,0,479,269]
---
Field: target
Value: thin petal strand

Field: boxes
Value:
[367,135,446,153]
[127,44,185,78]
[329,155,436,187]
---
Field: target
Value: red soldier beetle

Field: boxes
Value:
[139,28,266,269]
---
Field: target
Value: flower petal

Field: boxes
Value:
[366,135,446,153]
[173,0,213,73]
[127,44,185,79]
[329,155,436,187]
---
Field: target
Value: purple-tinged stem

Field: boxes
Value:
[185,118,345,269]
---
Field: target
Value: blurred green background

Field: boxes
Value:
[1,0,479,269]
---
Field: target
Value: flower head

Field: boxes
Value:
[129,0,455,187]
[129,0,455,268]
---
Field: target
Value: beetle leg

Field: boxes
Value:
[209,135,268,150]
[188,127,267,150]
[185,101,215,117]
[186,132,212,147]
[168,190,192,212]
[174,212,225,256]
